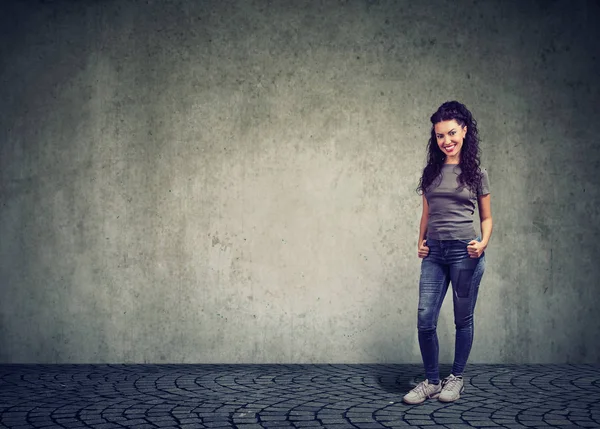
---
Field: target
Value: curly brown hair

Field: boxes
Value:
[416,101,483,195]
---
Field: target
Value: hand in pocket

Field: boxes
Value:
[466,240,485,258]
[418,239,429,258]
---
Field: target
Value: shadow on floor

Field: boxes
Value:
[373,363,454,394]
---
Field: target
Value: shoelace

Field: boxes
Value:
[442,376,462,392]
[413,381,437,398]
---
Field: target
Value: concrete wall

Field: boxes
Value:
[1,0,599,364]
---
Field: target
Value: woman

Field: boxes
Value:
[403,101,492,404]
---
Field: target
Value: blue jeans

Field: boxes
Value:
[417,236,486,384]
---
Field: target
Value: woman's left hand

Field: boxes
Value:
[467,240,486,258]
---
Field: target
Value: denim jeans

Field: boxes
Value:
[417,236,486,384]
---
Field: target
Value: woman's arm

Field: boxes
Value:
[419,195,429,246]
[478,193,493,248]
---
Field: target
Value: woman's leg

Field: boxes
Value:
[417,256,450,384]
[449,253,486,376]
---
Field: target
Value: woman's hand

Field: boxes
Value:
[418,239,429,258]
[467,240,486,258]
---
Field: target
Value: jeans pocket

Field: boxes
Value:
[460,236,480,245]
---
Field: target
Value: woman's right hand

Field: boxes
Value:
[418,239,429,258]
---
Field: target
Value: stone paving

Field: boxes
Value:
[0,364,598,428]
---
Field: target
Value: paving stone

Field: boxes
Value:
[434,418,465,424]
[87,424,125,429]
[178,418,205,424]
[202,421,232,428]
[469,423,502,428]
[463,415,493,420]
[570,422,598,428]
[261,422,293,427]
[261,415,290,421]
[490,419,518,425]
[290,415,318,421]
[518,415,545,421]
[0,364,599,428]
[444,425,480,429]
[351,424,387,428]
[124,424,156,429]
[318,418,348,424]
[404,408,434,415]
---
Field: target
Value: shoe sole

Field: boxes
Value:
[403,392,440,405]
[438,387,464,403]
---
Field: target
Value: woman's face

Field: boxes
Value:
[434,119,467,163]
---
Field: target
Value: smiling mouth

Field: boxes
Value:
[444,144,456,152]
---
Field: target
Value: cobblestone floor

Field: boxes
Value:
[0,364,598,428]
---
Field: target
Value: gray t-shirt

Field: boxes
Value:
[424,165,490,240]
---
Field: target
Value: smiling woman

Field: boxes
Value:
[403,101,493,405]
[435,120,467,164]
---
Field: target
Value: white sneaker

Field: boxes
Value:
[402,379,442,404]
[438,374,464,402]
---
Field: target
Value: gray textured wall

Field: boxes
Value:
[1,0,599,364]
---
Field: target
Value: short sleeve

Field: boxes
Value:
[478,168,490,196]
